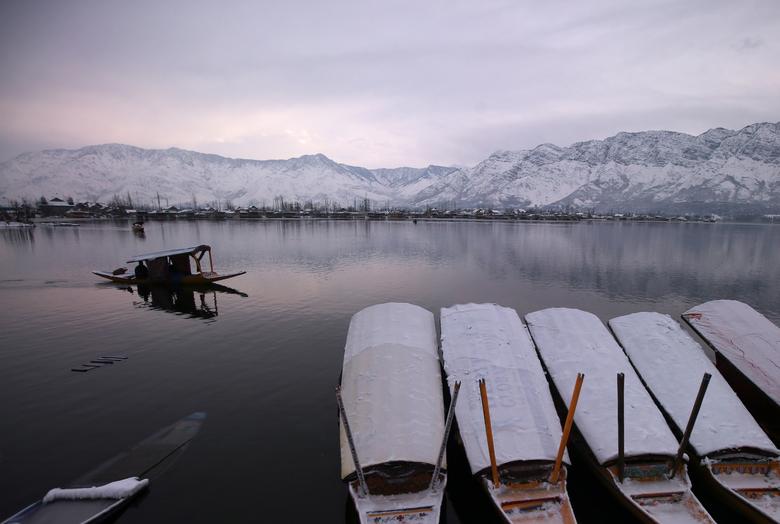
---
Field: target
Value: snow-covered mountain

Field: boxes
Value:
[0,145,456,208]
[414,122,780,213]
[1,122,778,213]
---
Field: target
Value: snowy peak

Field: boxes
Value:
[1,122,778,213]
[413,122,780,213]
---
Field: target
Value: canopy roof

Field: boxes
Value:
[440,303,566,475]
[127,245,210,263]
[525,308,679,466]
[683,300,780,406]
[611,312,777,458]
[339,303,444,479]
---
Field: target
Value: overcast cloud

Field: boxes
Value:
[1,0,779,167]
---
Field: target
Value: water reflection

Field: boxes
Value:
[1,220,779,524]
[112,283,248,322]
[0,227,35,245]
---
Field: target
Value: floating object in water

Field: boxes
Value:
[526,308,714,523]
[440,303,578,523]
[93,244,245,285]
[337,303,447,524]
[683,300,780,443]
[2,412,206,524]
[611,312,780,522]
[71,356,128,373]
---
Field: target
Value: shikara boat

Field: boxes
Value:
[93,244,245,285]
[440,303,577,523]
[526,308,714,523]
[682,300,780,443]
[337,303,447,524]
[611,312,780,522]
[2,412,205,524]
[131,222,144,233]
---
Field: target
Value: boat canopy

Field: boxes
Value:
[683,300,780,406]
[525,308,679,466]
[440,303,566,474]
[127,245,211,263]
[610,312,778,458]
[339,303,444,480]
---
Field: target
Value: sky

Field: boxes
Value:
[0,0,779,168]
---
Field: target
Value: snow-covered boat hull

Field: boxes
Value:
[2,412,206,524]
[682,300,780,431]
[611,311,780,522]
[439,304,577,523]
[339,304,447,524]
[481,471,576,523]
[526,308,714,523]
[348,480,445,524]
[694,458,780,523]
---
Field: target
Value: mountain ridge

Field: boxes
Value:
[1,122,778,213]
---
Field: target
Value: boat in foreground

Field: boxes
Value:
[682,300,780,442]
[611,312,780,523]
[93,244,245,285]
[526,308,714,523]
[2,411,206,524]
[337,303,447,524]
[440,303,577,523]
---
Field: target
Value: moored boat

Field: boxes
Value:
[526,308,714,523]
[611,312,780,523]
[682,300,780,443]
[440,303,577,523]
[2,412,205,524]
[92,244,245,285]
[337,303,447,524]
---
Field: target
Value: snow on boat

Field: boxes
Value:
[93,244,245,285]
[440,304,577,523]
[682,300,780,440]
[611,312,780,523]
[338,303,446,524]
[525,308,714,523]
[2,411,206,524]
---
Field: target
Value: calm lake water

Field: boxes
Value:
[1,220,779,523]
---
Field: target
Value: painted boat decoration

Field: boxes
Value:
[440,303,577,523]
[2,411,206,524]
[526,308,714,523]
[337,303,448,524]
[93,244,245,285]
[682,300,780,442]
[610,312,780,522]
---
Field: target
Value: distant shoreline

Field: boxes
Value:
[19,215,776,226]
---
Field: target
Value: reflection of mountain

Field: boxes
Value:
[245,220,780,320]
[126,283,247,322]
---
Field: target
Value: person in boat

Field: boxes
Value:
[134,261,149,280]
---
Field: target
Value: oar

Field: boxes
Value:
[670,373,711,478]
[479,378,500,488]
[430,381,461,491]
[550,373,585,484]
[336,385,369,497]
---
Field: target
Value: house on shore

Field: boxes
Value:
[39,197,74,217]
